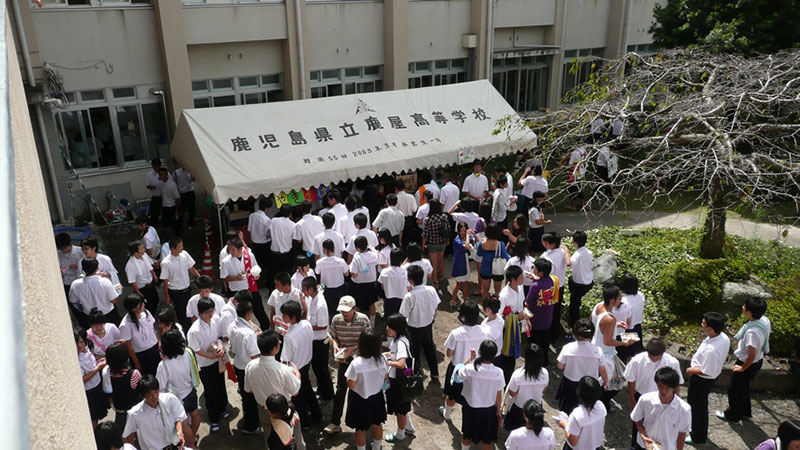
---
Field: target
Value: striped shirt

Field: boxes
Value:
[329,312,372,350]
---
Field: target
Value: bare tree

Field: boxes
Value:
[499,48,800,258]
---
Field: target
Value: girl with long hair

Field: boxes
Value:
[504,342,549,431]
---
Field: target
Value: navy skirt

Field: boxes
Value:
[345,390,387,431]
[503,403,525,431]
[386,376,411,415]
[136,344,161,377]
[350,281,378,312]
[443,362,465,405]
[86,384,109,421]
[462,405,498,444]
[384,297,403,318]
[556,377,580,415]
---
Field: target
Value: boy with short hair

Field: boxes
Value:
[281,299,323,425]
[135,216,162,262]
[497,265,526,382]
[315,239,350,318]
[567,231,593,331]
[227,300,262,434]
[481,295,504,360]
[378,248,409,318]
[399,264,441,379]
[186,275,228,322]
[294,200,325,258]
[348,236,380,326]
[630,367,691,450]
[186,297,229,432]
[123,375,189,449]
[301,277,335,402]
[80,236,120,287]
[686,312,730,445]
[314,212,346,260]
[70,258,120,327]
[57,232,83,297]
[345,212,379,263]
[220,237,263,318]
[267,272,304,328]
[160,237,200,330]
[542,232,569,342]
[124,240,160,316]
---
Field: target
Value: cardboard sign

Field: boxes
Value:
[397,173,418,193]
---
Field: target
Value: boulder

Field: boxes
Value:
[721,276,773,315]
[593,251,618,285]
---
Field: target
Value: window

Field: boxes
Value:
[561,47,605,100]
[55,86,168,173]
[35,0,151,6]
[192,74,284,108]
[310,66,383,98]
[408,58,467,89]
[626,43,658,56]
[491,55,550,112]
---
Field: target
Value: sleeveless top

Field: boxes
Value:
[111,370,140,411]
[591,309,617,356]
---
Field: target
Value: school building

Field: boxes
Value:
[10,0,661,224]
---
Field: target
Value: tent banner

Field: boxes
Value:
[171,80,537,203]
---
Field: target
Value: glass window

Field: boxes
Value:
[408,63,415,73]
[345,83,356,95]
[311,86,326,98]
[59,110,92,170]
[364,65,380,76]
[192,81,209,92]
[322,69,340,80]
[212,95,236,107]
[267,89,284,102]
[80,90,105,102]
[310,71,321,82]
[328,84,343,97]
[451,59,465,68]
[414,62,430,72]
[88,107,116,167]
[112,87,136,99]
[435,60,449,70]
[564,50,577,59]
[345,67,361,78]
[212,78,233,90]
[239,76,259,87]
[116,105,146,162]
[262,74,281,85]
[141,103,169,162]
[241,93,264,104]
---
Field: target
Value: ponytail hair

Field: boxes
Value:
[474,339,497,371]
[123,293,146,330]
[523,342,545,381]
[266,393,296,423]
[522,399,545,435]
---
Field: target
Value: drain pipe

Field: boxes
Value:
[294,0,306,99]
[11,0,35,87]
[149,89,171,159]
[485,0,494,80]
[36,102,65,223]
[620,0,632,57]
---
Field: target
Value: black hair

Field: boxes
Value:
[531,190,546,211]
[274,271,291,286]
[602,284,621,306]
[458,301,482,326]
[136,374,160,396]
[74,327,93,351]
[422,190,434,202]
[344,195,357,212]
[777,420,800,450]
[81,236,99,251]
[474,339,498,371]
[572,231,588,248]
[456,222,469,237]
[197,297,215,315]
[294,255,309,270]
[386,313,408,340]
[533,258,552,277]
[105,342,130,374]
[158,167,169,175]
[354,212,368,229]
[645,337,666,357]
[744,296,767,319]
[522,399,545,435]
[88,308,106,326]
[168,236,182,249]
[485,224,503,240]
[280,300,303,322]
[512,237,530,259]
[127,240,143,256]
[195,275,214,290]
[135,216,148,226]
[576,376,602,412]
[322,212,336,229]
[150,158,161,167]
[483,295,501,314]
[376,229,393,250]
[429,199,443,215]
[266,393,296,423]
[358,330,383,365]
[620,273,639,295]
[81,258,99,275]
[523,342,545,381]
[354,235,368,252]
[542,231,561,247]
[505,264,523,282]
[386,193,398,206]
[233,290,252,303]
[573,318,595,340]
[227,237,244,250]
[322,239,335,254]
[407,264,424,286]
[406,242,422,261]
[277,204,292,218]
[157,307,177,326]
[472,159,482,168]
[94,421,123,450]
[301,276,318,293]
[393,179,406,192]
[257,330,281,355]
[461,198,475,213]
[327,189,341,204]
[123,293,146,330]
[301,200,313,215]
[55,232,72,249]
[390,247,406,267]
[532,165,543,176]
[496,176,508,188]
[653,366,680,389]
[236,300,254,318]
[703,311,725,334]
[161,329,186,359]
[258,197,273,211]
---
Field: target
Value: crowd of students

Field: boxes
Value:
[58,158,787,450]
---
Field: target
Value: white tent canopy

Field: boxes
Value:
[171,80,537,204]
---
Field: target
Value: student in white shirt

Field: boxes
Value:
[135,217,162,263]
[345,213,379,263]
[248,197,273,283]
[414,171,440,205]
[438,171,460,213]
[372,194,405,246]
[291,255,316,291]
[325,189,349,234]
[301,277,335,401]
[378,248,409,318]
[119,293,160,376]
[717,296,771,424]
[567,231,594,331]
[402,243,433,285]
[631,367,691,450]
[383,314,416,443]
[560,145,588,211]
[144,158,163,225]
[315,239,350,318]
[527,191,551,255]
[281,300,323,424]
[686,312,730,445]
[94,421,139,450]
[80,236,121,289]
[186,297,229,431]
[392,179,418,248]
[220,237,264,322]
[173,166,196,228]
[481,296,504,360]
[125,239,160,317]
[449,198,485,233]
[87,308,120,359]
[185,275,227,323]
[123,375,189,450]
[591,285,635,408]
[620,273,646,355]
[456,339,506,449]
[376,230,395,270]
[56,231,83,298]
[155,308,186,345]
[462,160,489,201]
[557,376,607,450]
[556,319,608,415]
[400,265,441,380]
[70,258,121,326]
[314,212,346,260]
[156,329,201,444]
[158,168,182,233]
[504,342,549,431]
[441,302,490,421]
[505,239,535,297]
[267,272,303,328]
[270,204,297,276]
[491,176,516,228]
[504,399,556,450]
[344,330,389,450]
[76,327,109,427]
[415,190,434,227]
[518,165,549,215]
[349,236,380,326]
[293,200,325,257]
[160,237,200,329]
[542,231,570,342]
[226,300,262,434]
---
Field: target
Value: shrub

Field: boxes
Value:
[655,258,749,317]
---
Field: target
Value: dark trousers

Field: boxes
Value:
[548,286,566,342]
[331,359,352,426]
[250,243,272,290]
[179,191,196,227]
[103,308,121,327]
[199,364,228,423]
[294,364,322,423]
[148,196,162,226]
[271,250,294,282]
[161,205,180,235]
[629,391,642,448]
[168,287,192,331]
[312,339,335,400]
[402,216,418,248]
[568,277,593,330]
[408,324,439,377]
[688,374,716,442]
[323,285,347,320]
[530,329,550,366]
[249,290,269,330]
[140,283,160,317]
[724,359,763,421]
[494,354,516,385]
[384,297,402,318]
[235,367,260,432]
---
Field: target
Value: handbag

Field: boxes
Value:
[396,341,424,404]
[491,243,506,276]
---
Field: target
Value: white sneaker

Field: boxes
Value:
[405,423,416,434]
[439,406,451,421]
[323,423,342,434]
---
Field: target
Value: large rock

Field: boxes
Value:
[721,276,773,315]
[593,251,618,285]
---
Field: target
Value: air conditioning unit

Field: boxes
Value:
[462,34,478,49]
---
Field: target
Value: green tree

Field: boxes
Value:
[651,0,800,54]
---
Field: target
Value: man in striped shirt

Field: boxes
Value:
[323,296,372,434]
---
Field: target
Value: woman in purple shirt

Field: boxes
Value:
[525,258,558,366]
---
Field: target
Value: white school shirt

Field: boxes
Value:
[125,254,155,287]
[315,256,348,288]
[185,293,226,321]
[501,173,515,200]
[345,228,379,254]
[356,206,372,230]
[734,318,770,362]
[596,146,610,168]
[623,352,684,395]
[630,391,692,450]
[350,251,379,284]
[543,248,567,287]
[81,253,119,284]
[69,275,118,315]
[282,320,314,369]
[119,312,158,353]
[156,352,195,400]
[59,246,84,285]
[439,182,459,212]
[227,317,260,371]
[388,336,410,379]
[491,188,509,223]
[481,316,505,357]
[161,177,180,207]
[395,191,418,216]
[174,167,195,193]
[340,212,357,242]
[329,203,349,232]
[378,245,394,267]
[248,210,272,244]
[557,340,604,382]
[402,259,433,285]
[462,173,489,199]
[566,401,607,450]
[451,211,481,231]
[529,206,543,229]
[345,355,389,399]
[506,256,534,287]
[146,169,162,196]
[505,426,557,450]
[623,291,646,327]
[690,333,731,379]
[499,284,525,313]
[570,247,594,285]
[507,367,549,408]
[220,251,259,292]
[415,203,430,226]
[160,243,170,262]
[612,300,632,336]
[218,302,237,336]
[399,285,440,328]
[79,350,101,390]
[307,293,329,341]
[568,147,588,181]
[520,176,549,198]
[379,266,409,299]
[313,229,346,257]
[89,323,120,357]
[372,206,405,236]
[270,217,296,253]
[267,287,302,321]
[159,250,196,291]
[291,269,316,291]
[415,181,441,203]
[445,325,491,365]
[294,214,325,253]
[187,316,223,368]
[456,362,505,408]
[142,226,161,259]
[123,393,187,450]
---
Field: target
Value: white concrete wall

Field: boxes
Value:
[494,26,549,49]
[183,4,288,45]
[494,0,557,28]
[564,0,612,50]
[305,2,384,70]
[408,0,471,62]
[188,40,284,80]
[627,0,660,45]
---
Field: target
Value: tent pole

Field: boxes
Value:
[217,203,225,250]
